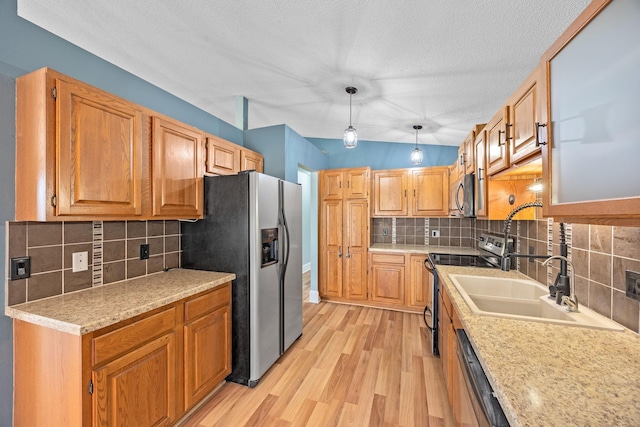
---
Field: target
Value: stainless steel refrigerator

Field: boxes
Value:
[181,171,303,387]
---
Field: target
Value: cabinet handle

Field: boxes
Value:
[404,189,407,197]
[347,181,351,188]
[497,130,505,146]
[459,154,465,165]
[338,246,342,258]
[346,247,351,258]
[505,123,513,141]
[477,168,483,181]
[413,189,416,197]
[535,122,547,147]
[339,181,342,188]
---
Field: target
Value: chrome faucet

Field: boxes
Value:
[542,255,579,312]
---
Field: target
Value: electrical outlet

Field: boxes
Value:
[72,251,88,272]
[382,228,388,236]
[10,256,31,280]
[626,270,640,301]
[529,246,536,263]
[140,244,150,260]
[431,230,440,238]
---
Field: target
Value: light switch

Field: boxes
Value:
[72,251,88,272]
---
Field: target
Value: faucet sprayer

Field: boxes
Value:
[501,202,543,271]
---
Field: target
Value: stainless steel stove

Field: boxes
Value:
[422,233,513,355]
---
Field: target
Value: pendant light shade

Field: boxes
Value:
[343,87,358,149]
[411,125,424,165]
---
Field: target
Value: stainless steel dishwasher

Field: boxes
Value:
[456,329,510,427]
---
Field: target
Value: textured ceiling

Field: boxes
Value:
[17,0,590,146]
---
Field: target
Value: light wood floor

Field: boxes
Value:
[182,272,455,427]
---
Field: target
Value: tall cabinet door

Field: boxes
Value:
[56,78,143,217]
[152,116,204,218]
[92,333,176,427]
[320,199,343,298]
[474,130,488,218]
[343,199,368,300]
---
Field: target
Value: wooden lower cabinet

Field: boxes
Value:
[93,333,177,427]
[370,253,406,306]
[13,283,231,427]
[407,255,431,309]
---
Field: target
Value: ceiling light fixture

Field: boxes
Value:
[343,87,358,149]
[411,125,424,165]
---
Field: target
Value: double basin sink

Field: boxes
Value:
[449,274,624,331]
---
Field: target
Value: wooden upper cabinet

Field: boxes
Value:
[373,169,408,216]
[240,147,264,173]
[474,130,488,218]
[411,167,449,216]
[205,134,240,175]
[508,65,543,165]
[462,130,476,175]
[151,116,204,218]
[16,68,144,220]
[486,106,510,175]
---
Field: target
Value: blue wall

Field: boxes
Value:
[244,124,330,181]
[307,137,459,170]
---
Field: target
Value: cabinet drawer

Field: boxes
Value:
[92,307,176,366]
[185,283,231,322]
[371,253,405,264]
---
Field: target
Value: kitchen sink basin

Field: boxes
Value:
[449,274,624,331]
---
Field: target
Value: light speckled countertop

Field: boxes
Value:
[5,269,235,335]
[369,243,480,256]
[436,265,640,427]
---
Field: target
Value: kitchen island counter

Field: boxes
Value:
[5,268,235,335]
[436,265,640,427]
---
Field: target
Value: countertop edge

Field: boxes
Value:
[5,269,236,335]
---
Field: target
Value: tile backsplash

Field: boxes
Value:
[5,220,181,306]
[372,215,640,333]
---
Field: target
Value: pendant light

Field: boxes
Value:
[343,87,358,149]
[411,125,424,165]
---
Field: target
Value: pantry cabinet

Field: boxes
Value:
[319,168,370,302]
[15,67,207,221]
[372,167,449,217]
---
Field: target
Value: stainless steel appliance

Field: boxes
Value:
[456,329,510,427]
[423,233,512,355]
[453,173,476,217]
[181,171,303,387]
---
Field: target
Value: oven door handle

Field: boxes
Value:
[423,305,433,331]
[424,256,435,272]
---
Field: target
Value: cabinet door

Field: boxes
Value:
[486,107,509,175]
[343,199,368,300]
[412,167,449,216]
[463,131,476,175]
[56,78,143,217]
[319,199,343,298]
[320,170,344,200]
[345,168,370,199]
[474,130,488,218]
[407,255,430,308]
[373,170,408,216]
[152,116,203,218]
[240,148,263,173]
[184,304,231,410]
[370,260,405,305]
[93,333,176,427]
[205,135,240,175]
[509,66,541,165]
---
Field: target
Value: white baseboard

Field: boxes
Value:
[308,290,320,304]
[303,262,311,273]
